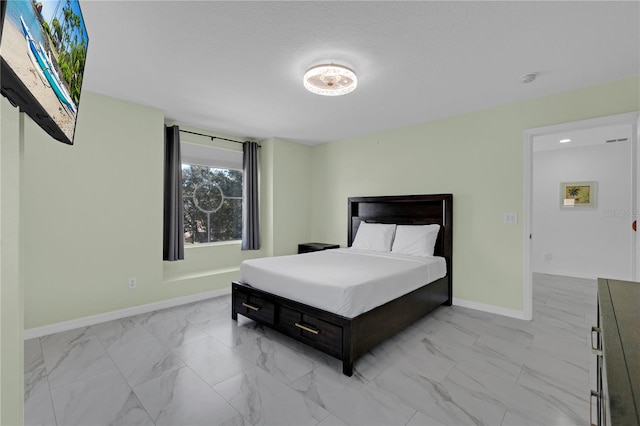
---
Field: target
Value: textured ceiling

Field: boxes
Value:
[81,1,639,145]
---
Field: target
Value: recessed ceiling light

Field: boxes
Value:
[303,63,357,96]
[559,139,571,143]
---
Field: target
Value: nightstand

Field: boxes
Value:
[298,242,340,254]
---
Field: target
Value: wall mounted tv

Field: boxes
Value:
[0,0,88,145]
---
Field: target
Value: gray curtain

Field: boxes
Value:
[163,125,184,261]
[242,141,260,250]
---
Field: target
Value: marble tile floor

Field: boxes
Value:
[24,273,597,425]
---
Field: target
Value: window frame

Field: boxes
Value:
[180,142,244,246]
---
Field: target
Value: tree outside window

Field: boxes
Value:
[182,164,242,244]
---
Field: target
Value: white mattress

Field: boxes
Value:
[239,248,447,318]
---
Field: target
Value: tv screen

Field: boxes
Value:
[0,0,88,145]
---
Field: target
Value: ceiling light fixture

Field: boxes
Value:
[303,63,357,96]
[520,73,538,84]
[559,138,572,143]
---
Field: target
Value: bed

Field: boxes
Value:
[232,194,453,376]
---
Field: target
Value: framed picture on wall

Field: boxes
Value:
[560,181,597,208]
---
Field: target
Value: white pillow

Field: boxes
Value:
[351,223,396,252]
[391,224,440,257]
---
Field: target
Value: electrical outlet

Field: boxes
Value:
[128,277,137,289]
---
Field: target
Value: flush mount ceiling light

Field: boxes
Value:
[520,72,538,84]
[303,63,357,96]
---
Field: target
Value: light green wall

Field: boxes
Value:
[261,137,275,256]
[22,93,312,330]
[246,136,312,257]
[310,76,640,312]
[22,92,166,328]
[270,137,312,256]
[22,93,272,329]
[1,98,24,426]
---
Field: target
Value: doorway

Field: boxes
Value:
[523,112,640,320]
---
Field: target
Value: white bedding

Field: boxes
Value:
[239,248,447,318]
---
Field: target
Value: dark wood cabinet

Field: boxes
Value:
[592,278,640,426]
[297,242,339,254]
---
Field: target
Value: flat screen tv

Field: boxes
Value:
[0,0,88,145]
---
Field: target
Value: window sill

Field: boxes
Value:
[185,240,241,249]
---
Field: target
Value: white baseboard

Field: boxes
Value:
[531,269,598,280]
[452,297,528,320]
[24,287,231,340]
[25,288,530,339]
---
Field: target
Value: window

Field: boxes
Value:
[181,143,243,245]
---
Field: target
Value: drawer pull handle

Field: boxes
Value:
[591,326,602,355]
[242,303,261,312]
[295,322,320,335]
[590,389,600,426]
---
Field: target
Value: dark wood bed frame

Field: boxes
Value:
[232,194,453,376]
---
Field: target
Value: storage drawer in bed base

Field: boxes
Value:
[231,289,276,325]
[278,305,343,358]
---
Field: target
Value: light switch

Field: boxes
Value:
[504,212,518,224]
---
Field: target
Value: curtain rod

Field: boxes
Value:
[179,129,261,147]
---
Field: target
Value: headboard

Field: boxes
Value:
[348,194,453,283]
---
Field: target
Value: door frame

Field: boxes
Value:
[522,111,640,320]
